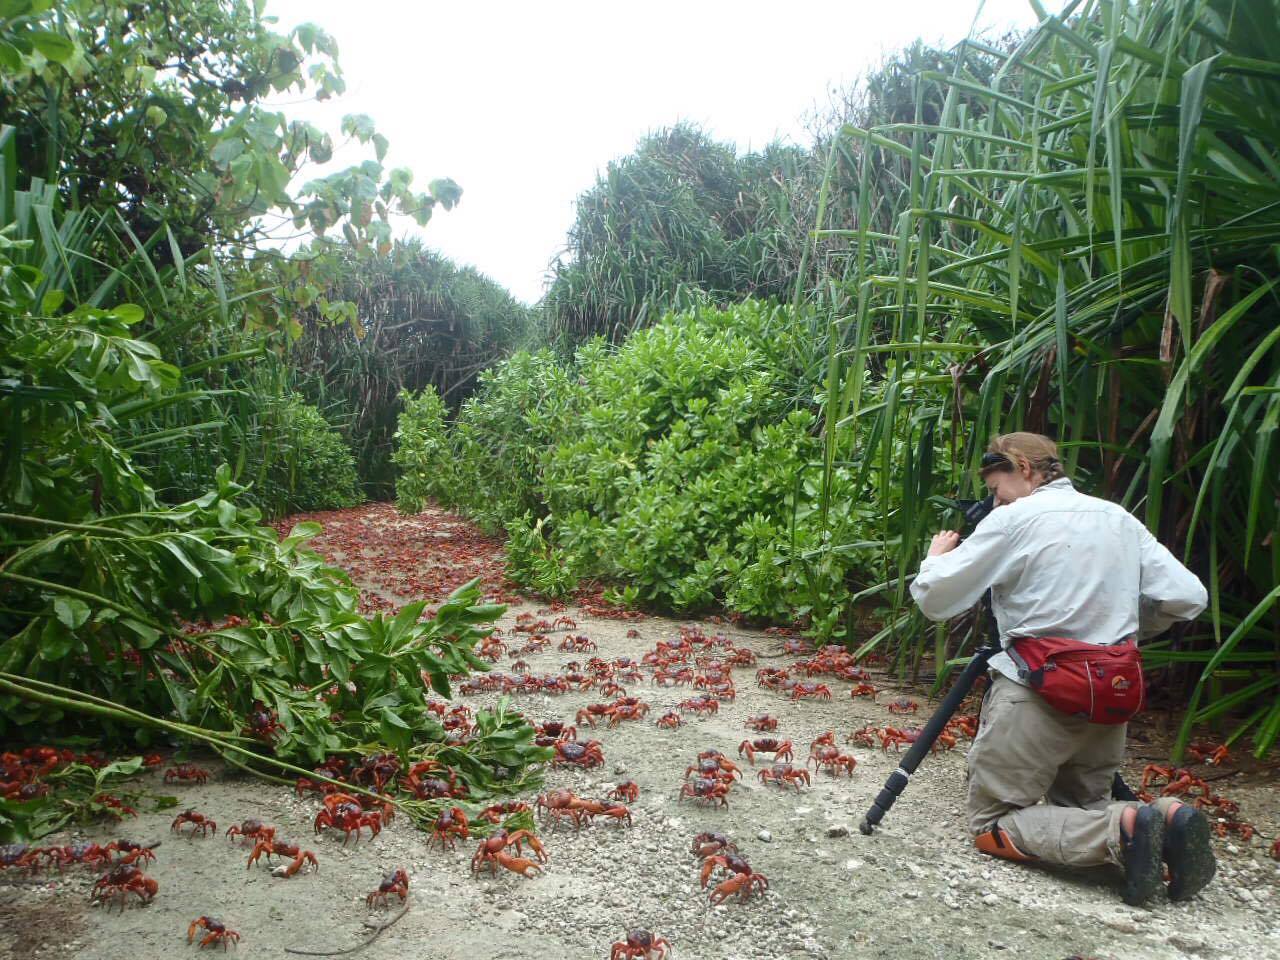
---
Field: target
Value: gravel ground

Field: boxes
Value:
[2,505,1277,960]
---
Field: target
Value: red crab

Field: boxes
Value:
[574,798,633,827]
[738,739,794,765]
[701,854,769,904]
[471,829,548,875]
[757,764,810,790]
[809,747,857,777]
[1213,821,1255,841]
[886,698,918,715]
[755,667,790,689]
[654,667,694,687]
[553,740,604,768]
[559,634,597,652]
[95,794,138,819]
[576,704,616,728]
[104,840,155,866]
[607,699,650,726]
[790,682,832,701]
[536,789,588,831]
[314,794,382,844]
[1186,741,1231,766]
[1,843,46,871]
[656,711,682,729]
[610,929,672,960]
[90,864,158,911]
[685,755,742,782]
[242,700,283,742]
[610,781,640,803]
[678,778,731,808]
[188,916,240,949]
[366,868,410,907]
[847,724,878,748]
[878,727,917,751]
[744,714,778,732]
[225,819,275,844]
[690,831,736,859]
[403,766,468,801]
[479,801,532,825]
[44,842,112,870]
[428,807,470,850]
[353,752,401,790]
[533,720,577,744]
[171,809,217,837]
[246,839,318,877]
[849,683,879,699]
[163,763,209,785]
[676,695,718,716]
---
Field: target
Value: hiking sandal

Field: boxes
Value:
[1164,803,1216,901]
[1120,805,1165,906]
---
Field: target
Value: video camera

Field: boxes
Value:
[932,493,996,533]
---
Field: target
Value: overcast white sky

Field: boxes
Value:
[265,0,1046,303]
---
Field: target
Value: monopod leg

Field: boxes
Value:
[859,647,996,835]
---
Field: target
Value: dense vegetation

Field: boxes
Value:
[1,0,1275,820]
[397,0,1280,758]
[286,241,537,495]
[396,301,876,634]
[0,1,543,839]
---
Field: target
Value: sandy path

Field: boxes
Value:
[2,504,1277,960]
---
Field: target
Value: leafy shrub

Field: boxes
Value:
[545,303,841,619]
[392,386,457,513]
[264,396,362,512]
[503,514,579,600]
[445,350,580,531]
[0,242,544,812]
[392,298,878,638]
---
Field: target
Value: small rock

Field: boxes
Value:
[1103,918,1138,934]
[1226,843,1240,855]
[903,889,919,900]
[1166,934,1211,956]
[758,829,773,842]
[826,825,850,839]
[613,763,627,775]
[981,893,999,906]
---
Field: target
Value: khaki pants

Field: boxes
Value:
[967,675,1138,867]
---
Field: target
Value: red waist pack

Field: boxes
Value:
[1007,636,1144,724]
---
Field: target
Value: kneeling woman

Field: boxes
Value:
[910,432,1214,906]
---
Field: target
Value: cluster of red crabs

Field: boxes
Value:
[4,601,1274,957]
[1138,746,1261,843]
[0,751,422,949]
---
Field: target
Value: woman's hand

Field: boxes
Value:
[928,530,961,557]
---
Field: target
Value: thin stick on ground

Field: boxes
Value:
[282,904,411,957]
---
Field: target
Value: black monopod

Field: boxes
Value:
[858,495,1136,836]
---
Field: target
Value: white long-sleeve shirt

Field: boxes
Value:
[909,477,1208,683]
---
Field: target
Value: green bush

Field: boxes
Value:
[447,350,580,532]
[544,302,849,620]
[392,298,880,638]
[264,396,363,513]
[504,514,580,600]
[392,386,458,513]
